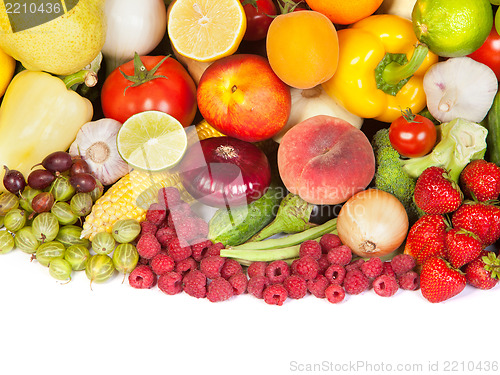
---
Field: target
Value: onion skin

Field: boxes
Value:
[337,189,409,258]
[179,137,271,208]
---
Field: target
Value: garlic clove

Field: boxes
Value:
[423,57,498,123]
[69,118,130,186]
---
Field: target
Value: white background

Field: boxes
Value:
[0,247,498,375]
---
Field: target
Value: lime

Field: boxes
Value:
[117,111,188,172]
[412,0,493,57]
[496,7,500,35]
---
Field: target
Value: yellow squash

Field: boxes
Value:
[0,70,93,192]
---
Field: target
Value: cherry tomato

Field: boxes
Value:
[241,0,278,41]
[101,55,197,127]
[388,110,437,158]
[468,26,500,80]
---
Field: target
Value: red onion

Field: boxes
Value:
[178,137,271,208]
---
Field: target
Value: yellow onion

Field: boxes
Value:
[337,189,408,258]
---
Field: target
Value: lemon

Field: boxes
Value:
[167,0,246,62]
[117,111,188,172]
[0,46,15,97]
[412,0,493,57]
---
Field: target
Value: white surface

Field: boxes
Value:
[0,248,498,375]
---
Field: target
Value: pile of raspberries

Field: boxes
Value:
[127,187,420,305]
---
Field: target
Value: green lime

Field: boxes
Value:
[491,0,500,5]
[116,111,188,172]
[496,7,500,35]
[412,0,493,57]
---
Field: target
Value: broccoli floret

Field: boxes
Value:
[372,128,422,224]
[401,118,488,182]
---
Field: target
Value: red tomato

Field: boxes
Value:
[389,111,437,158]
[241,0,277,41]
[468,26,500,80]
[101,55,197,127]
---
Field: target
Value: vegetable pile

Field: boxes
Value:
[1,0,500,305]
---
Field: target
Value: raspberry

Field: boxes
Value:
[325,284,345,304]
[391,254,416,276]
[156,227,176,248]
[175,217,203,244]
[175,257,198,274]
[291,256,319,280]
[138,256,150,266]
[319,233,342,253]
[343,269,370,295]
[317,255,331,276]
[166,210,184,229]
[397,271,420,291]
[191,240,214,261]
[182,269,207,298]
[247,261,268,278]
[382,261,396,278]
[360,257,383,279]
[221,258,242,279]
[136,233,161,259]
[158,271,183,295]
[192,216,209,240]
[128,265,156,289]
[150,253,175,275]
[327,245,352,266]
[157,187,182,209]
[345,258,365,272]
[206,242,225,257]
[229,272,248,295]
[299,240,322,260]
[140,220,158,236]
[263,284,288,306]
[146,203,167,226]
[283,275,308,299]
[324,264,346,285]
[207,277,234,302]
[372,275,399,297]
[307,275,329,298]
[167,238,192,262]
[247,275,270,299]
[200,255,226,279]
[265,260,290,284]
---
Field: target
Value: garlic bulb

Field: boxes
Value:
[69,119,130,185]
[273,85,363,143]
[423,57,498,123]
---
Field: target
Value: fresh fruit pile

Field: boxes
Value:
[0,0,499,306]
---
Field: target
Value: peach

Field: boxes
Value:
[277,115,375,204]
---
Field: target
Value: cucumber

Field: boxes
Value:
[208,184,283,246]
[486,92,500,165]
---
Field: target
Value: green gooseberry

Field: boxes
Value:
[14,226,40,254]
[51,202,78,225]
[112,243,139,282]
[0,230,15,254]
[56,225,89,248]
[70,193,93,217]
[52,177,75,202]
[111,219,141,243]
[32,212,59,243]
[4,208,27,232]
[91,231,116,255]
[48,258,72,282]
[85,254,115,289]
[0,192,19,215]
[35,240,65,267]
[64,244,90,271]
[19,187,40,213]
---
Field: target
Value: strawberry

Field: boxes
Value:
[404,214,447,265]
[444,228,483,269]
[460,159,500,202]
[420,257,466,303]
[464,250,500,290]
[414,166,463,214]
[451,201,500,246]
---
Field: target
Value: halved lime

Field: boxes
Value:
[117,111,188,172]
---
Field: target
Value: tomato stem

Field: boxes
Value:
[119,52,170,94]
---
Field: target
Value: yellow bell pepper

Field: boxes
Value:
[322,15,439,123]
[0,70,94,192]
[0,46,15,97]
